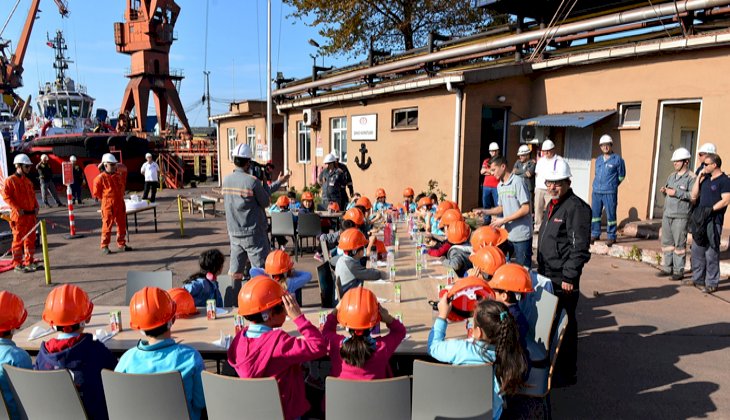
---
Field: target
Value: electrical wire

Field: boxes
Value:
[647,0,676,39]
[0,0,22,38]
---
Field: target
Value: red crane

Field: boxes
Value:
[114,0,191,136]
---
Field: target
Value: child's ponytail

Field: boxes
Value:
[340,330,376,368]
[474,300,527,395]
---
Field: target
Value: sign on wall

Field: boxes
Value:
[351,114,377,141]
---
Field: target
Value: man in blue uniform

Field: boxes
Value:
[591,134,626,247]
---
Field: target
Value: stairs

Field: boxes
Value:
[158,152,184,189]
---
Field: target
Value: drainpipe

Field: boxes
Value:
[446,80,463,204]
[277,106,288,174]
[214,119,222,186]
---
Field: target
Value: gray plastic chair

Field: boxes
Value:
[216,274,241,308]
[525,288,559,364]
[101,370,189,420]
[125,270,173,304]
[0,388,9,420]
[270,212,298,260]
[411,361,493,420]
[320,239,331,263]
[201,371,284,419]
[296,213,322,255]
[326,376,411,420]
[520,309,569,397]
[4,365,87,420]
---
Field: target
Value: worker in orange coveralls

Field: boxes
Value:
[93,153,132,255]
[2,154,40,273]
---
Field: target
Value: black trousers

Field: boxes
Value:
[552,287,580,383]
[143,181,159,202]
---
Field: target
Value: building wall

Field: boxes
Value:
[217,115,282,180]
[284,89,457,203]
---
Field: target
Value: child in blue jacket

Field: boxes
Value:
[250,249,311,305]
[0,291,33,420]
[116,287,205,420]
[184,248,225,307]
[428,297,527,420]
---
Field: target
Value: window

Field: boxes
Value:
[297,121,311,163]
[331,117,347,162]
[619,103,641,128]
[246,126,256,149]
[227,127,237,161]
[392,107,418,129]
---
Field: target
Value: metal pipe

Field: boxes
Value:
[277,107,289,174]
[274,0,730,97]
[41,219,51,285]
[446,81,463,203]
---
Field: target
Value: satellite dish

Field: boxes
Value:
[521,125,536,142]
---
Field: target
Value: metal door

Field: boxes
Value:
[564,127,593,202]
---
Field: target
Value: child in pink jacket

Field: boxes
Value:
[322,287,406,379]
[227,276,326,420]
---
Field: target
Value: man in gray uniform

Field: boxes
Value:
[318,153,346,209]
[657,147,695,280]
[223,144,290,280]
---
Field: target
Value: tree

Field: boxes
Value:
[283,0,506,57]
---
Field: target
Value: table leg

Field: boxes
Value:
[134,213,139,234]
[154,207,158,232]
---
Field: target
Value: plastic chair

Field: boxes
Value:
[201,371,284,419]
[101,370,189,420]
[411,361,493,420]
[326,376,411,420]
[125,270,173,304]
[524,288,559,365]
[216,274,241,308]
[270,212,298,260]
[520,309,569,398]
[4,365,88,420]
[316,262,336,308]
[320,239,331,263]
[0,390,9,420]
[297,213,322,255]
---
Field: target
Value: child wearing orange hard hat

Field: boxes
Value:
[442,220,474,277]
[322,287,406,379]
[0,291,32,419]
[373,188,393,213]
[36,284,117,420]
[228,276,326,420]
[335,228,384,295]
[183,248,225,307]
[249,249,312,305]
[489,263,534,361]
[116,287,206,419]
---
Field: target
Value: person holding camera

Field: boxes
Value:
[223,144,290,281]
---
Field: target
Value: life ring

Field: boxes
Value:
[40,120,53,137]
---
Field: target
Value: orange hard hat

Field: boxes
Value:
[42,284,94,328]
[167,288,199,318]
[490,263,534,293]
[276,195,290,208]
[441,276,495,322]
[265,249,294,275]
[328,202,340,212]
[468,246,507,277]
[343,208,365,226]
[129,287,177,330]
[301,191,314,201]
[338,228,369,252]
[403,187,415,197]
[435,200,456,219]
[470,226,509,250]
[446,220,471,244]
[417,196,433,208]
[374,239,387,256]
[337,287,380,330]
[438,208,464,229]
[356,196,372,210]
[237,275,286,316]
[0,291,28,332]
[375,188,386,198]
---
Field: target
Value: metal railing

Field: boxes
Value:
[158,152,184,189]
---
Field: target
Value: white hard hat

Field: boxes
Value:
[13,154,31,165]
[542,139,555,151]
[488,142,500,151]
[671,147,692,162]
[544,159,572,181]
[69,155,77,162]
[145,153,152,158]
[698,143,717,154]
[101,153,118,164]
[41,154,49,161]
[517,145,531,155]
[323,153,337,164]
[599,134,613,145]
[232,143,253,159]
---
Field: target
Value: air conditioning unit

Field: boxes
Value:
[520,125,547,144]
[302,109,320,128]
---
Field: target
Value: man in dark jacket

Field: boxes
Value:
[537,159,591,387]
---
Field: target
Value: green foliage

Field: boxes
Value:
[626,245,643,262]
[422,179,447,202]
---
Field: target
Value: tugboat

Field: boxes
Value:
[19,30,148,185]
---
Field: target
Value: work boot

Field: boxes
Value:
[119,245,133,252]
[57,203,64,207]
[102,247,111,255]
[606,239,615,247]
[671,273,683,281]
[13,265,29,273]
[701,286,718,294]
[26,263,41,272]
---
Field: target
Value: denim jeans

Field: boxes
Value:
[505,239,533,269]
[481,186,499,224]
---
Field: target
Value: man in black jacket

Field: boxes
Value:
[537,159,591,387]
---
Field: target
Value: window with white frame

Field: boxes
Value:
[619,103,641,128]
[227,127,237,160]
[297,121,311,163]
[246,126,256,149]
[331,117,347,162]
[392,107,419,129]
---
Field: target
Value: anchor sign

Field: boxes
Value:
[354,143,372,170]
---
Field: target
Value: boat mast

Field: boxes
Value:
[48,29,71,86]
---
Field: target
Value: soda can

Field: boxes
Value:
[319,311,328,330]
[466,318,475,339]
[109,311,122,333]
[394,284,401,303]
[234,315,245,333]
[206,299,217,320]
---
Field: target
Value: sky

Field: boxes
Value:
[0,0,356,127]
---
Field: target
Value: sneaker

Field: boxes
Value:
[671,273,683,281]
[313,252,323,262]
[57,203,64,207]
[701,286,718,294]
[119,245,133,252]
[606,239,615,247]
[14,265,28,273]
[102,247,111,255]
[26,263,41,272]
[655,270,671,277]
[681,279,695,286]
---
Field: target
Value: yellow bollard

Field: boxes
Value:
[177,195,185,237]
[40,219,51,285]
